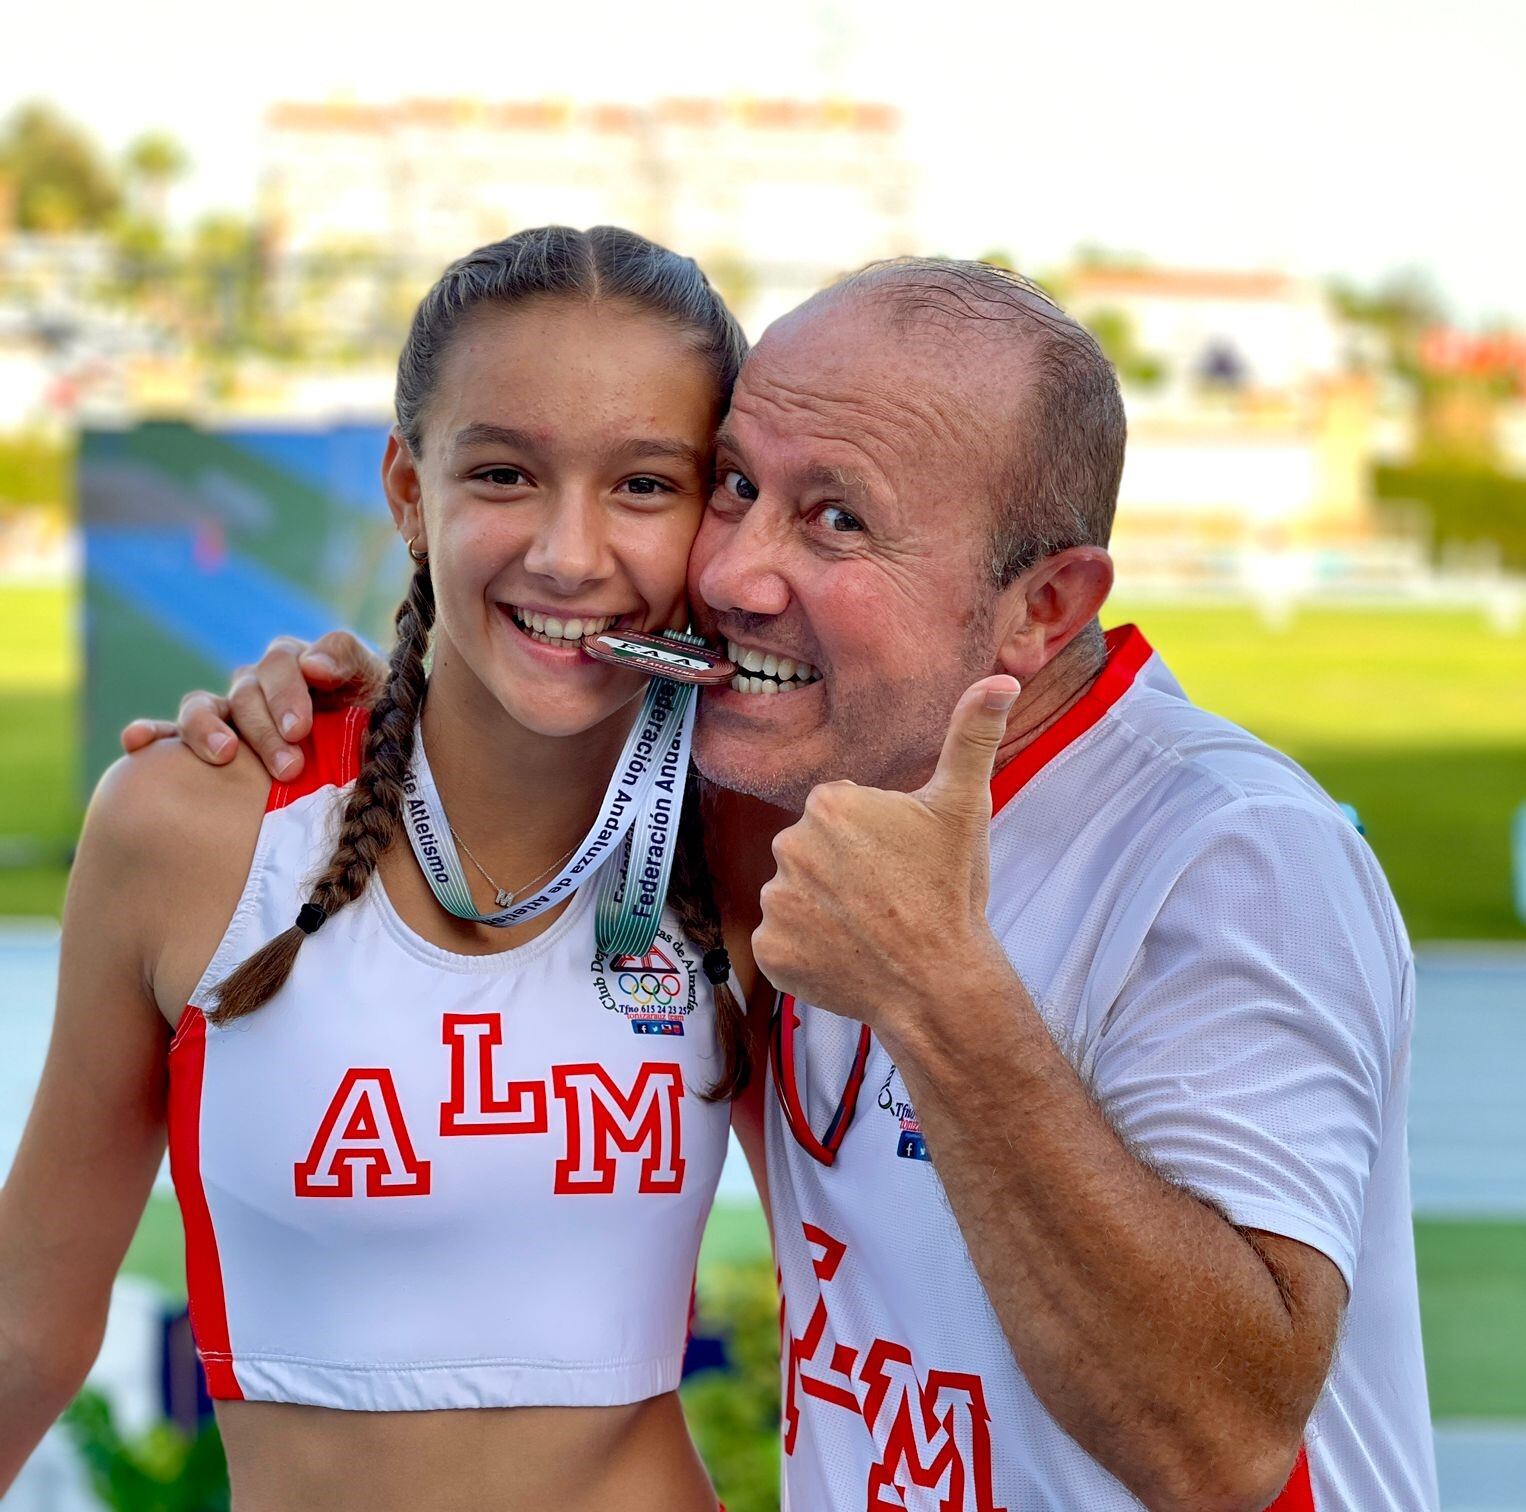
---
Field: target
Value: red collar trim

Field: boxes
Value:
[265,705,369,814]
[988,625,1153,819]
[770,992,872,1167]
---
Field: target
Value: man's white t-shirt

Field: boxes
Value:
[768,625,1438,1511]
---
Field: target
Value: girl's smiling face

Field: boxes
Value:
[385,296,720,739]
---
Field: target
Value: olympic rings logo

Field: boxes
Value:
[617,970,683,1006]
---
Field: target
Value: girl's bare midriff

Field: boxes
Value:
[218,1392,717,1512]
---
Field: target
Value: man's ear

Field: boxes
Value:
[993,546,1114,680]
[382,428,425,547]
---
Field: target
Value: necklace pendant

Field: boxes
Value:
[494,888,514,908]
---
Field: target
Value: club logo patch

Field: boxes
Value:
[590,929,698,1035]
[877,1066,929,1160]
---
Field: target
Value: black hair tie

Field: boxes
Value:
[295,902,328,936]
[701,947,731,986]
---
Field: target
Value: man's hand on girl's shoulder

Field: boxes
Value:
[118,629,385,781]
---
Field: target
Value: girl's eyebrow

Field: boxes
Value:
[451,422,537,454]
[608,436,704,468]
[450,424,702,470]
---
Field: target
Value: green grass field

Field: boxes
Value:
[0,585,77,917]
[5,581,1525,1426]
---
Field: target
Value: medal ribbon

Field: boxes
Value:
[400,633,700,957]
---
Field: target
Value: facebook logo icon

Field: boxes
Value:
[897,1130,929,1161]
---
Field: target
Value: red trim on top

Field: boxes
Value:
[166,1008,242,1400]
[265,705,369,813]
[1267,1446,1316,1510]
[988,624,1153,819]
[771,992,872,1167]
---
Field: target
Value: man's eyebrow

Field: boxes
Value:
[451,423,538,453]
[715,430,872,498]
[801,462,871,497]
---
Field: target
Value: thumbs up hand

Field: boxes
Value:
[752,676,1021,1030]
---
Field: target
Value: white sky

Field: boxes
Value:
[5,0,1523,323]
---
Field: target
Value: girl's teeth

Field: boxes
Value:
[514,609,614,640]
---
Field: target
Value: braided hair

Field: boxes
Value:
[209,563,434,1023]
[666,777,750,1102]
[209,225,751,1098]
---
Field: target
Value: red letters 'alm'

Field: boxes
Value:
[296,1018,685,1200]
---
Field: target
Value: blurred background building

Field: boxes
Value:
[263,96,911,336]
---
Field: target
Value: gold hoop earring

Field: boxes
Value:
[407,534,428,564]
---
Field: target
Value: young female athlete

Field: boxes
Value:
[0,226,759,1512]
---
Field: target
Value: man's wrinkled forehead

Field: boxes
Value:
[726,294,1006,475]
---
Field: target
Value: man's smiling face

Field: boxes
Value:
[688,291,1015,811]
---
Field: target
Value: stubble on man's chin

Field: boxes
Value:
[692,670,972,813]
[691,730,817,814]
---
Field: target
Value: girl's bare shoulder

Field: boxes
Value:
[81,739,273,1013]
[88,737,270,871]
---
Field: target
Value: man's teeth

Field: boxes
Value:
[511,608,616,643]
[726,640,819,694]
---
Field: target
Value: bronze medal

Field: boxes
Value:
[580,629,735,686]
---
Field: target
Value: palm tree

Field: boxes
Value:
[123,132,188,225]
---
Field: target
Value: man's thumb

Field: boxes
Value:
[921,676,1020,813]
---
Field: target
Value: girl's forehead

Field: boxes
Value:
[424,312,721,454]
[446,298,703,369]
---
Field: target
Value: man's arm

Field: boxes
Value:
[754,681,1366,1512]
[879,946,1344,1512]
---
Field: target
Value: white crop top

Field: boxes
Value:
[167,708,730,1411]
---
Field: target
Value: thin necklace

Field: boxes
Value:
[447,826,582,910]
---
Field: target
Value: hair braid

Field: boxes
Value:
[666,774,751,1102]
[209,565,436,1024]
